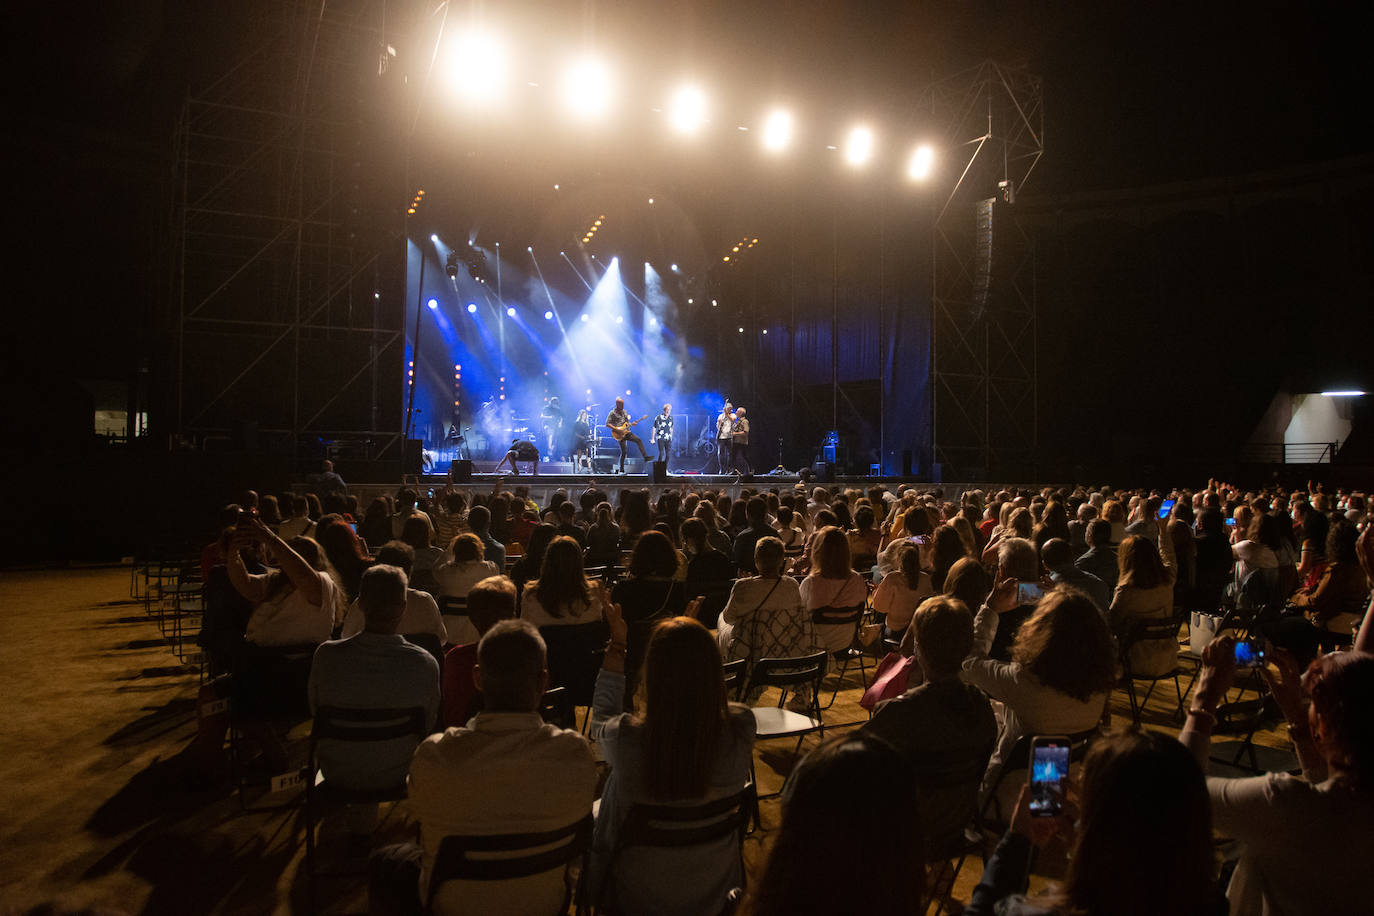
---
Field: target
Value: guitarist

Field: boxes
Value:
[605,397,650,474]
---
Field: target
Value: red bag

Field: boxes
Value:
[859,651,914,711]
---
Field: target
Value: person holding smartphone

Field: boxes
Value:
[1178,635,1374,915]
[964,731,1219,916]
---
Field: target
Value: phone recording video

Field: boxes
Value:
[1016,581,1045,605]
[1225,517,1237,528]
[1158,498,1176,519]
[1233,638,1267,668]
[1030,736,1070,817]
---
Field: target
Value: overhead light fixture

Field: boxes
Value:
[762,109,793,152]
[668,84,708,134]
[844,125,874,166]
[445,29,510,106]
[907,144,935,181]
[559,55,615,120]
[1320,390,1366,397]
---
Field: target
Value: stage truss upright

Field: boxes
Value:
[169,0,405,463]
[921,61,1043,480]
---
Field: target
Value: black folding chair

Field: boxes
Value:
[438,595,469,647]
[1120,618,1190,725]
[427,813,595,914]
[744,651,828,800]
[810,603,870,708]
[304,705,430,904]
[593,784,757,914]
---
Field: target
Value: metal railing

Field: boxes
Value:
[1238,441,1339,464]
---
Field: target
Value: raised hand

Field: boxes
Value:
[988,576,1020,614]
[595,583,628,645]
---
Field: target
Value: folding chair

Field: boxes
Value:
[721,659,747,699]
[1120,618,1190,725]
[593,784,756,914]
[744,651,828,800]
[919,745,996,916]
[540,621,610,731]
[540,686,576,730]
[304,705,430,905]
[810,604,870,709]
[427,813,595,914]
[438,596,469,647]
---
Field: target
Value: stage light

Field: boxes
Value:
[648,197,654,204]
[738,327,744,333]
[527,246,533,252]
[844,126,874,166]
[711,299,718,306]
[671,263,679,271]
[762,109,792,151]
[417,190,424,196]
[723,256,730,262]
[648,317,657,327]
[554,184,560,190]
[445,30,510,106]
[668,84,708,133]
[506,306,517,317]
[907,144,934,180]
[466,303,477,314]
[580,313,590,322]
[615,315,623,324]
[762,329,768,334]
[1320,390,1366,397]
[373,291,380,299]
[626,389,632,396]
[687,298,693,304]
[559,56,614,120]
[408,208,416,214]
[430,234,439,242]
[427,298,438,310]
[732,246,740,252]
[544,310,553,320]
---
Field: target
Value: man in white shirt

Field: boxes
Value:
[369,620,597,915]
[338,543,446,644]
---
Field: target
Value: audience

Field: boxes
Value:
[587,608,755,914]
[519,535,603,627]
[741,733,925,915]
[1040,537,1109,613]
[308,565,440,792]
[338,542,446,644]
[717,537,816,703]
[372,620,597,915]
[870,542,933,636]
[440,575,518,727]
[228,519,341,646]
[800,526,869,655]
[1109,521,1179,676]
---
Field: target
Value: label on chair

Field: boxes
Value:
[270,769,306,793]
[198,697,229,718]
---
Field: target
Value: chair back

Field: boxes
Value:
[539,621,610,706]
[721,659,747,698]
[409,569,441,599]
[598,785,756,910]
[746,651,828,694]
[1122,617,1182,662]
[914,744,994,858]
[311,705,428,744]
[539,686,576,730]
[439,595,469,645]
[809,603,865,627]
[427,813,594,911]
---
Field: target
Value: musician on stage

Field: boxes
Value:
[651,403,674,466]
[730,406,751,474]
[539,396,564,461]
[605,397,650,474]
[715,400,734,473]
[494,438,540,476]
[571,408,592,471]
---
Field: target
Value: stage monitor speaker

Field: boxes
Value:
[811,461,835,483]
[403,439,423,476]
[592,457,615,474]
[451,459,473,482]
[651,460,667,483]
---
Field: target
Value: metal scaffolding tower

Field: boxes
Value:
[169,0,405,463]
[921,61,1044,480]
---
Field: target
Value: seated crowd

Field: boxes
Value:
[193,477,1374,914]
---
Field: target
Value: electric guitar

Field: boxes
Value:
[606,414,649,442]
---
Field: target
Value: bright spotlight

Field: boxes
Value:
[615,316,624,324]
[560,56,614,120]
[580,314,590,322]
[1320,389,1366,397]
[427,298,438,310]
[506,306,517,317]
[429,234,439,243]
[907,144,935,181]
[762,109,793,152]
[445,30,510,106]
[844,126,874,166]
[668,84,708,133]
[527,246,533,252]
[670,263,679,272]
[544,310,554,320]
[466,303,477,314]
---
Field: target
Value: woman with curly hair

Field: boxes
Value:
[962,584,1116,798]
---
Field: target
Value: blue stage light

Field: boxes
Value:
[506,306,517,317]
[466,303,477,314]
[427,298,438,310]
[544,310,554,320]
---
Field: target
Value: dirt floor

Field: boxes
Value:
[0,567,1296,915]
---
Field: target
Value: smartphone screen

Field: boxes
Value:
[1030,737,1070,817]
[1158,499,1176,519]
[1233,639,1266,668]
[1225,517,1237,528]
[1016,581,1044,605]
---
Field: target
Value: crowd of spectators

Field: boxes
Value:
[189,475,1373,914]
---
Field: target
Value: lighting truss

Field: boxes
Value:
[917,60,1044,480]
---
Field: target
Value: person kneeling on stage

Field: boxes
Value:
[494,438,540,476]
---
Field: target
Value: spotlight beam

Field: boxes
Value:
[560,251,595,292]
